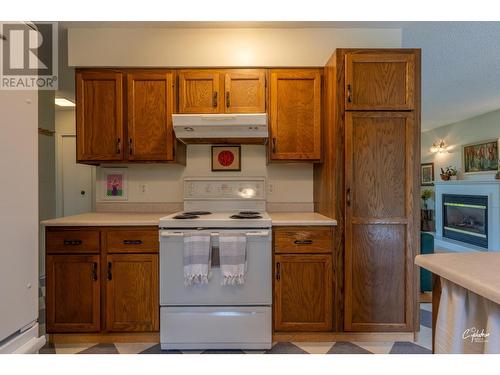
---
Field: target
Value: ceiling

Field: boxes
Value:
[402,22,500,131]
[58,21,500,131]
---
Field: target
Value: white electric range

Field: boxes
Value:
[159,178,272,350]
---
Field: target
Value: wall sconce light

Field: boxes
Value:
[430,140,447,153]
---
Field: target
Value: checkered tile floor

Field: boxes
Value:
[37,278,432,354]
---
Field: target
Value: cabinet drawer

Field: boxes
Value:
[106,229,159,253]
[46,230,100,254]
[274,227,332,254]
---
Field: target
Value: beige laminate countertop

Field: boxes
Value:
[41,212,169,227]
[41,211,337,227]
[268,212,337,226]
[415,252,500,305]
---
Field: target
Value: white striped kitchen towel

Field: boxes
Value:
[183,232,211,286]
[219,233,247,285]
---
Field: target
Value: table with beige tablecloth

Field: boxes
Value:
[416,252,500,354]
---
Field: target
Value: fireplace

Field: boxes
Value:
[443,194,488,248]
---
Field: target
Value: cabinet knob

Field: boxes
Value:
[116,138,121,154]
[80,190,86,196]
[346,188,351,207]
[347,84,352,103]
[129,138,133,155]
[212,92,218,107]
[226,91,230,108]
[92,262,98,281]
[276,262,281,281]
[294,239,313,245]
[107,262,112,281]
[272,138,277,154]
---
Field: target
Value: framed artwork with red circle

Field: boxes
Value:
[211,145,241,171]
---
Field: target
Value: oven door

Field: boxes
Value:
[159,229,272,306]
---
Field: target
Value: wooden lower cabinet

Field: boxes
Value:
[106,254,159,332]
[46,226,159,335]
[274,254,332,331]
[46,255,100,333]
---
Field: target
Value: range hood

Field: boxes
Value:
[172,113,268,144]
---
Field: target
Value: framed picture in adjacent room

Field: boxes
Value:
[100,167,128,200]
[463,139,499,174]
[211,146,241,171]
[421,162,434,186]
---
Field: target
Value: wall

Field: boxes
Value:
[67,27,401,67]
[96,146,313,211]
[38,91,55,278]
[421,108,500,208]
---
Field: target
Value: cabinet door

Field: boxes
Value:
[269,69,321,161]
[224,69,266,113]
[274,254,332,331]
[178,70,220,113]
[127,71,174,161]
[46,255,100,332]
[345,53,415,110]
[105,254,159,332]
[76,71,124,162]
[344,111,417,332]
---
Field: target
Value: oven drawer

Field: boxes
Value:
[160,306,271,350]
[274,226,332,254]
[106,229,159,253]
[46,229,100,254]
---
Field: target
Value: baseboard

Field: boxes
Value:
[49,332,159,344]
[272,331,416,342]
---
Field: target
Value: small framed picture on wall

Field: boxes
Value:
[100,167,128,200]
[211,146,241,171]
[421,162,434,186]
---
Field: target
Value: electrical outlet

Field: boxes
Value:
[140,184,147,194]
[268,183,274,194]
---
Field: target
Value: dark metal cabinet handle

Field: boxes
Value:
[116,138,121,154]
[272,138,277,154]
[129,138,133,155]
[212,91,218,107]
[107,262,112,281]
[346,188,351,207]
[276,262,280,281]
[91,262,98,281]
[123,240,143,245]
[226,91,230,108]
[294,239,313,245]
[64,239,82,246]
[347,84,352,103]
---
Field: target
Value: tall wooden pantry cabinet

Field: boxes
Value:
[314,49,421,332]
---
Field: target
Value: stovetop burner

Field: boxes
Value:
[183,211,212,216]
[238,211,260,215]
[173,214,199,219]
[230,214,263,219]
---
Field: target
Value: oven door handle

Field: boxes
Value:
[160,230,270,238]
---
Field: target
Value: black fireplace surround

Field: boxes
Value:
[442,194,488,248]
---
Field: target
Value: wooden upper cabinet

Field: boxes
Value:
[46,254,100,333]
[127,71,174,161]
[178,69,266,114]
[345,53,415,110]
[274,254,332,331]
[224,69,266,113]
[105,254,159,332]
[76,71,124,162]
[269,69,322,161]
[178,70,220,113]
